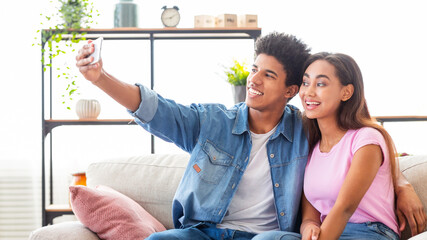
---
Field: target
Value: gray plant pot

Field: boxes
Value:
[231,85,247,104]
[114,1,138,27]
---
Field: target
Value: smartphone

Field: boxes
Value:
[89,37,103,65]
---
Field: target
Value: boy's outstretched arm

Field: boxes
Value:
[76,40,141,112]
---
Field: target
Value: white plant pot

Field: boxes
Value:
[75,99,101,120]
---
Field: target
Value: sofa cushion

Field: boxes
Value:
[86,154,190,229]
[399,155,427,239]
[29,221,99,240]
[409,231,427,240]
[70,185,166,239]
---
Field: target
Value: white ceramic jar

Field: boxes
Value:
[75,99,101,119]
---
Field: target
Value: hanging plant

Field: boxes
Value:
[34,0,99,110]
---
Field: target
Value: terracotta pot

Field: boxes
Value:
[71,172,87,186]
[69,172,86,206]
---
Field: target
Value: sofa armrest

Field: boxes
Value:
[408,231,427,240]
[29,221,99,240]
[399,155,427,239]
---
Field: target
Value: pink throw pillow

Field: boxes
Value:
[70,185,166,239]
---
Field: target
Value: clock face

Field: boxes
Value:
[161,8,180,27]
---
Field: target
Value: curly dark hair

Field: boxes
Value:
[255,32,311,87]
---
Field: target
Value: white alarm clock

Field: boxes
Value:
[161,6,180,27]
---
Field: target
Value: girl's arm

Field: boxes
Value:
[318,144,383,240]
[395,171,427,235]
[301,193,321,240]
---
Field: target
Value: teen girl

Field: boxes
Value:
[299,52,401,240]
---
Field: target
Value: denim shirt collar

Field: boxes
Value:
[232,103,294,143]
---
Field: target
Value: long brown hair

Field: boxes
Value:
[302,52,398,187]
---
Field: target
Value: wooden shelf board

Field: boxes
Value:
[41,28,262,40]
[45,119,134,123]
[373,116,427,122]
[42,27,262,32]
[46,204,72,212]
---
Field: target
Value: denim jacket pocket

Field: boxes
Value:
[194,140,234,184]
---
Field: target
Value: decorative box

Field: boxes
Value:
[215,14,237,27]
[238,14,258,28]
[194,15,215,28]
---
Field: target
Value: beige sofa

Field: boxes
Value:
[29,154,427,240]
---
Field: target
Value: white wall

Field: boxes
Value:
[0,0,426,236]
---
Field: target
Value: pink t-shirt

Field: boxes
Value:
[304,127,399,234]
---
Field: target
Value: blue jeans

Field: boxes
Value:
[247,222,399,240]
[146,222,301,240]
[340,222,399,240]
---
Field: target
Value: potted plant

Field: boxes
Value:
[34,0,99,110]
[224,60,249,104]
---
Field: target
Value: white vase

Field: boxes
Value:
[75,99,101,120]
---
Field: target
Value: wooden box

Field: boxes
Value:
[215,14,237,27]
[194,15,215,28]
[238,14,258,28]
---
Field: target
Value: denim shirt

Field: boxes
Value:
[129,84,309,233]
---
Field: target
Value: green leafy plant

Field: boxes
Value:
[224,60,250,86]
[34,0,99,110]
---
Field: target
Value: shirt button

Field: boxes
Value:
[270,153,275,158]
[275,183,280,188]
[280,212,285,216]
[232,183,236,189]
[213,156,216,160]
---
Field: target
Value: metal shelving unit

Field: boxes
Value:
[41,27,262,226]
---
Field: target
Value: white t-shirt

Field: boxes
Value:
[217,125,279,233]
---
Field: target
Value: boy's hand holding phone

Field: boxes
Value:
[76,37,104,83]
